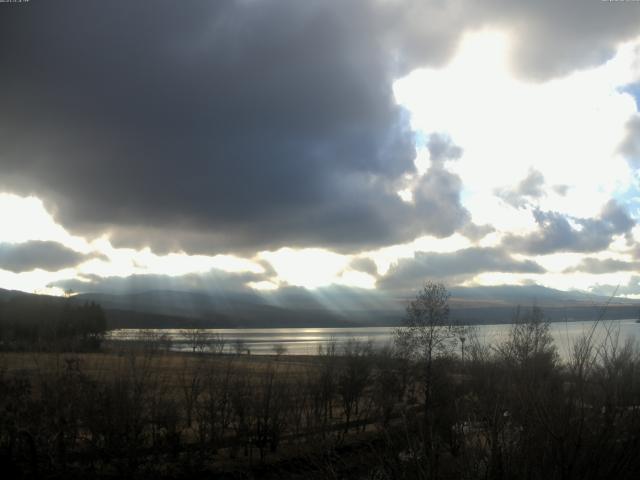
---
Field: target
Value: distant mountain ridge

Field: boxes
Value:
[71,290,356,328]
[450,284,638,307]
[69,284,640,326]
[1,284,638,328]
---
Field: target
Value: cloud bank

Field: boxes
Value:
[0,1,639,298]
[0,241,90,273]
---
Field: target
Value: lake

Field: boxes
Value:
[107,318,640,361]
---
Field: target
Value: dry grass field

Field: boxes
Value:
[0,343,403,478]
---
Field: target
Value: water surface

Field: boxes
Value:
[108,319,640,361]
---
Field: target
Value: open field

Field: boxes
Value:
[0,345,414,479]
[0,350,317,379]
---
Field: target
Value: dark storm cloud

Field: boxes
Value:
[1,1,639,256]
[412,135,471,238]
[564,257,640,274]
[378,247,545,292]
[425,134,463,164]
[503,200,636,255]
[0,0,448,254]
[496,169,546,209]
[460,223,495,242]
[552,185,569,196]
[490,0,640,80]
[590,276,640,297]
[383,0,640,80]
[620,115,640,169]
[0,241,89,273]
[349,258,379,276]
[418,134,492,241]
[53,269,267,297]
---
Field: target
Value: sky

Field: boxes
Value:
[1,0,640,302]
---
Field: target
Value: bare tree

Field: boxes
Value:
[233,338,247,355]
[338,338,372,433]
[195,357,235,452]
[497,305,557,371]
[394,281,460,473]
[317,339,338,434]
[209,332,226,355]
[181,328,208,354]
[272,343,288,359]
[179,358,204,428]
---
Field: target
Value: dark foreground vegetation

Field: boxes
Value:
[0,296,107,352]
[1,283,640,479]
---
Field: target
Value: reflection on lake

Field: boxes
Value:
[107,319,640,360]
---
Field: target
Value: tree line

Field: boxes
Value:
[0,296,107,351]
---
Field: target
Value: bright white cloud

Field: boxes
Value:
[0,267,72,296]
[257,248,377,290]
[75,243,266,283]
[248,280,280,291]
[335,270,377,289]
[389,30,640,295]
[0,194,91,252]
[394,30,640,222]
[86,245,264,278]
[259,248,351,289]
[365,233,472,275]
